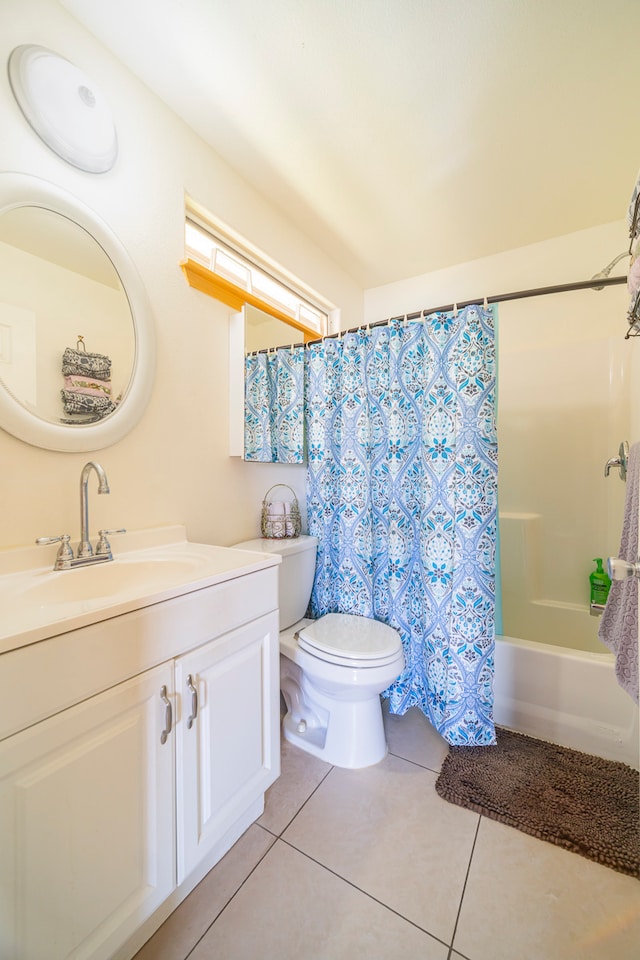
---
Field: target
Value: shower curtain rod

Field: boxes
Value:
[250,274,627,353]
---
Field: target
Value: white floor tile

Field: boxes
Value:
[132,732,639,960]
[282,753,479,944]
[132,825,274,960]
[189,840,449,960]
[453,817,640,960]
[257,737,332,836]
[383,699,450,771]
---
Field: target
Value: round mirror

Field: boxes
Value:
[0,173,155,451]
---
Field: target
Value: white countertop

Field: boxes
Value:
[0,526,280,655]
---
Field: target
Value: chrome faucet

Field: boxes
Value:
[78,461,110,557]
[36,461,126,570]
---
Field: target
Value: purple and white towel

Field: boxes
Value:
[598,442,640,703]
[628,168,640,241]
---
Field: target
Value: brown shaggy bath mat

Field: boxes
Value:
[435,727,639,878]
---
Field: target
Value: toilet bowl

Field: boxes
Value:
[232,536,405,768]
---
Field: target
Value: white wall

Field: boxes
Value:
[0,0,363,551]
[365,222,636,653]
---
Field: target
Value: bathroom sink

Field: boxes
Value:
[0,527,280,654]
[17,554,208,605]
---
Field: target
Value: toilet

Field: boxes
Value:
[232,534,405,768]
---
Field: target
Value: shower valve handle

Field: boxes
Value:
[606,557,640,581]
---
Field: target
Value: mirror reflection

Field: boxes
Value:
[244,303,305,354]
[0,205,134,424]
[243,305,308,464]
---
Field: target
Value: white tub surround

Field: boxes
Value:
[494,635,639,769]
[0,526,281,960]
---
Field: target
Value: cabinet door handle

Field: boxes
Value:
[160,685,172,744]
[186,674,198,729]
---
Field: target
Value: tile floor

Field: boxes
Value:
[134,703,640,960]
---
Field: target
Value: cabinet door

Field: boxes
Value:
[0,662,175,960]
[175,611,280,883]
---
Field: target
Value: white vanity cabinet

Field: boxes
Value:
[0,661,176,960]
[0,554,280,960]
[175,612,279,883]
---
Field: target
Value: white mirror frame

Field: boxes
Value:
[0,172,155,451]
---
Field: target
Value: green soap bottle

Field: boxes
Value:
[590,558,611,605]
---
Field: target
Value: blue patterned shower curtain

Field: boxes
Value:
[305,306,497,745]
[244,347,305,462]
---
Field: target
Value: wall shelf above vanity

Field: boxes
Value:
[180,257,318,340]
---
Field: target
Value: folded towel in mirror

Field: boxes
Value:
[62,346,112,381]
[63,375,112,397]
[60,389,116,418]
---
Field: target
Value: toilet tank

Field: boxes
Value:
[232,535,318,629]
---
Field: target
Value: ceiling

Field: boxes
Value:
[60,0,640,289]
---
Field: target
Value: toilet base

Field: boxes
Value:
[278,619,404,769]
[281,688,388,769]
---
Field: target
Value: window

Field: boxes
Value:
[183,212,331,340]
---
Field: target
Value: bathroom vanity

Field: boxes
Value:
[0,526,281,960]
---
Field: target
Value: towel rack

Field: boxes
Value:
[604,440,629,480]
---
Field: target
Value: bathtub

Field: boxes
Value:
[493,634,639,768]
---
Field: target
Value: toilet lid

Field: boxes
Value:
[297,613,401,662]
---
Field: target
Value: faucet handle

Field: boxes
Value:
[36,534,74,565]
[95,528,126,556]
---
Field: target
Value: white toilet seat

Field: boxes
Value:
[296,613,402,668]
